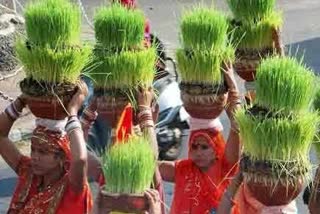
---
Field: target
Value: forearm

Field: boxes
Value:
[80,107,98,141]
[0,100,24,171]
[67,116,88,191]
[0,100,23,136]
[217,173,243,214]
[225,89,242,164]
[311,165,320,201]
[142,126,158,157]
[87,151,102,183]
[138,105,159,157]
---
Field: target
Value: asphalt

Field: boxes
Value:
[1,0,320,213]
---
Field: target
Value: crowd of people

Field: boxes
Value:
[1,0,320,214]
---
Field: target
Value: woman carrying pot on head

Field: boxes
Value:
[83,87,165,214]
[0,83,93,213]
[157,67,242,214]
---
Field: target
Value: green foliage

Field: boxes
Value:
[94,3,145,50]
[255,56,315,113]
[16,40,91,84]
[25,0,81,47]
[180,7,229,50]
[102,136,156,194]
[88,47,156,89]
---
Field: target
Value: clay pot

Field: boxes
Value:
[94,189,149,214]
[20,78,77,120]
[180,82,228,119]
[241,155,306,206]
[234,28,283,82]
[24,94,72,120]
[246,178,303,206]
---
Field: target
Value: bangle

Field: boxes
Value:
[4,103,21,121]
[66,118,82,134]
[67,127,82,136]
[140,119,154,129]
[138,105,151,109]
[137,109,152,119]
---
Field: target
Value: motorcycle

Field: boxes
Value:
[151,34,190,160]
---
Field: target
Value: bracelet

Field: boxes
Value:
[138,105,151,109]
[4,103,21,121]
[66,116,79,127]
[66,118,82,134]
[137,109,152,117]
[67,127,82,136]
[140,120,154,129]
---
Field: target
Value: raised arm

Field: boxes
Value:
[0,97,25,172]
[66,82,89,193]
[309,165,320,214]
[137,87,159,157]
[223,65,242,165]
[217,172,243,214]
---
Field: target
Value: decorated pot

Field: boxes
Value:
[94,189,149,214]
[180,82,228,119]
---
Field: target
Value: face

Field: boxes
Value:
[189,136,216,170]
[30,139,64,176]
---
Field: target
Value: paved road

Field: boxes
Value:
[1,0,320,213]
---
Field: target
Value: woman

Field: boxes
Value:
[0,83,92,213]
[83,87,165,214]
[158,67,242,214]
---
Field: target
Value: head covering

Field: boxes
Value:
[31,126,71,164]
[188,128,225,160]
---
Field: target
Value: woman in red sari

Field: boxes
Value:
[0,83,92,214]
[158,67,242,214]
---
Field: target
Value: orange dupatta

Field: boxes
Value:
[170,129,239,214]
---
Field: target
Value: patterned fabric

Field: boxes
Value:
[8,127,92,214]
[170,129,239,214]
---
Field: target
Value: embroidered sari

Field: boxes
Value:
[8,127,92,214]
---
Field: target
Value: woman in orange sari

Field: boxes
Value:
[0,83,92,214]
[158,68,242,214]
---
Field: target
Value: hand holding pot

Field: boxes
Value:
[144,189,162,214]
[67,81,88,116]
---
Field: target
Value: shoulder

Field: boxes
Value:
[175,159,194,172]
